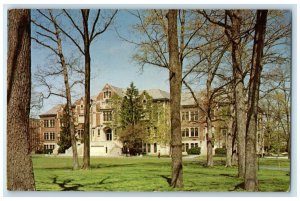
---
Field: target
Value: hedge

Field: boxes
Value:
[187,147,201,155]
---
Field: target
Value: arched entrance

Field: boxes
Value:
[104,127,112,141]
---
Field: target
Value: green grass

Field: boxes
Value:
[32,155,290,192]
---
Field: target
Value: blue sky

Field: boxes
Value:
[31,10,170,115]
[31,9,292,115]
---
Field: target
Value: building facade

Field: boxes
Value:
[39,104,64,153]
[29,118,43,153]
[38,83,221,156]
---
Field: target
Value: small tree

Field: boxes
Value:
[57,106,72,153]
[119,82,146,154]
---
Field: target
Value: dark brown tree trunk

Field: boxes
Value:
[231,115,238,166]
[226,104,235,167]
[167,10,183,188]
[81,9,91,170]
[206,117,213,167]
[7,9,35,191]
[50,12,80,170]
[225,10,246,178]
[245,10,268,192]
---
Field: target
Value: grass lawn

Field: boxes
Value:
[32,155,290,192]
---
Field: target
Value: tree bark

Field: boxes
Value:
[50,11,80,170]
[225,10,247,178]
[167,10,183,188]
[7,9,35,191]
[81,9,91,170]
[231,115,238,166]
[245,10,268,192]
[206,117,214,167]
[226,104,235,167]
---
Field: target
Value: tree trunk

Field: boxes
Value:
[7,9,35,191]
[167,10,183,188]
[225,10,246,178]
[49,11,80,170]
[226,104,235,167]
[81,9,91,170]
[206,117,213,167]
[231,116,238,166]
[245,10,268,192]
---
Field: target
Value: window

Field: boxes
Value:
[191,128,195,137]
[106,129,112,141]
[195,143,199,148]
[181,111,189,121]
[190,111,199,121]
[181,128,189,137]
[190,127,199,137]
[44,133,49,140]
[50,132,55,140]
[143,143,146,153]
[104,91,111,98]
[182,143,185,152]
[50,119,55,127]
[154,143,157,153]
[185,143,189,152]
[44,120,49,128]
[44,144,55,150]
[78,129,84,139]
[195,128,199,137]
[147,144,151,153]
[44,132,55,141]
[103,111,112,121]
[98,129,100,137]
[191,143,195,148]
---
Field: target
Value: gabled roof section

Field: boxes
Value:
[145,89,170,100]
[181,91,201,106]
[39,104,64,117]
[110,85,126,97]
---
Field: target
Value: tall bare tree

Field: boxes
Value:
[167,9,183,188]
[244,10,268,191]
[31,9,81,170]
[7,9,35,190]
[55,9,117,169]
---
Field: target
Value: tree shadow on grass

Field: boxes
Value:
[159,175,171,186]
[52,176,83,191]
[92,163,136,169]
[229,182,244,191]
[51,175,114,191]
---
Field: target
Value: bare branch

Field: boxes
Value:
[31,37,59,56]
[62,9,84,37]
[90,10,118,42]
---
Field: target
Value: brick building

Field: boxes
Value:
[39,104,64,153]
[37,83,221,156]
[29,118,43,153]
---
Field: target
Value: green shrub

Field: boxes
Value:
[187,147,201,155]
[215,148,226,156]
[43,149,53,154]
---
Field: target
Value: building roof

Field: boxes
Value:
[145,89,170,100]
[181,92,201,106]
[110,85,126,97]
[39,104,64,117]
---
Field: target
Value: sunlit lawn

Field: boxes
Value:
[32,155,290,192]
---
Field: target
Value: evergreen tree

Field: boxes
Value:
[57,105,72,153]
[120,82,144,127]
[119,82,147,155]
